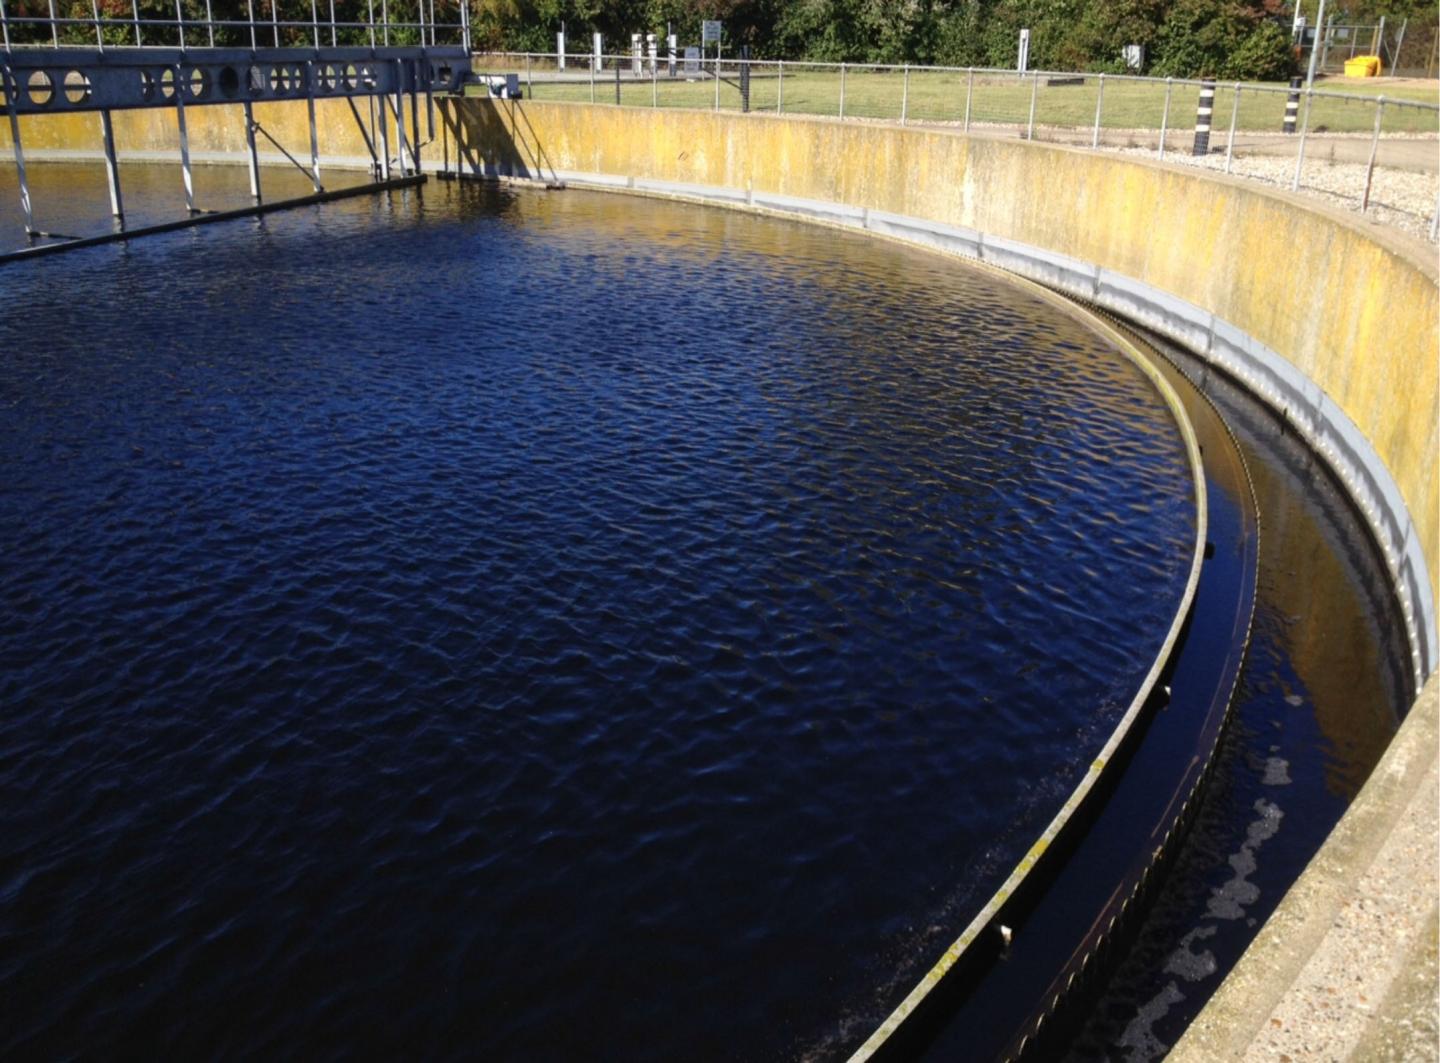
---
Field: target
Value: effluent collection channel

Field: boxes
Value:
[0,165,1414,1061]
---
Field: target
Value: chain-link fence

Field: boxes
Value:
[476,51,1440,242]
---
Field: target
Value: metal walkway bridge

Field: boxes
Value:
[0,0,473,247]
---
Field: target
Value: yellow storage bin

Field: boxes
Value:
[1344,55,1382,77]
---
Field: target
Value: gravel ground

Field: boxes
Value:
[1119,144,1439,242]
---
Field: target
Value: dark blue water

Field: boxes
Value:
[0,173,1196,1059]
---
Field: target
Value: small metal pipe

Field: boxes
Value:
[310,0,318,48]
[1026,72,1037,139]
[375,87,390,179]
[381,0,388,46]
[131,0,140,46]
[526,52,531,97]
[651,57,656,107]
[47,0,57,46]
[270,0,278,48]
[1158,76,1172,158]
[1292,89,1313,190]
[90,0,101,48]
[247,0,256,50]
[99,109,123,218]
[713,54,719,110]
[1361,97,1384,211]
[174,66,196,212]
[901,64,909,124]
[392,61,409,171]
[243,99,262,201]
[328,0,335,47]
[776,59,783,113]
[589,51,594,103]
[365,0,374,48]
[1224,83,1240,173]
[175,0,184,48]
[5,68,36,235]
[964,67,973,131]
[307,61,323,191]
[1092,73,1105,148]
[838,62,845,118]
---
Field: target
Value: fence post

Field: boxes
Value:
[777,60,783,113]
[1091,72,1105,148]
[1192,78,1215,155]
[526,53,532,98]
[839,62,846,118]
[1283,76,1301,132]
[964,67,973,131]
[589,52,595,104]
[1224,83,1240,173]
[615,60,621,106]
[1158,76,1172,158]
[901,64,909,123]
[1361,97,1384,211]
[652,56,657,108]
[1292,88,1313,190]
[714,53,719,110]
[1026,71,1037,139]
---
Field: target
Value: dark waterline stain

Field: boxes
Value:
[0,173,1198,1059]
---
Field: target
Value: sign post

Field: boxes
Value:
[703,20,721,107]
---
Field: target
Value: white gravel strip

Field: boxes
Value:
[1120,145,1439,242]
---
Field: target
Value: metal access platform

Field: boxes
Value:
[0,1,473,247]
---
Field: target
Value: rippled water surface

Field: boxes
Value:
[0,174,1195,1059]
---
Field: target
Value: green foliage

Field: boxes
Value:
[1151,0,1293,79]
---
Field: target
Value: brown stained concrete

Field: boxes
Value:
[1171,674,1438,1062]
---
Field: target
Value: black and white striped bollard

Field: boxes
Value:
[1282,77,1301,133]
[1192,79,1215,155]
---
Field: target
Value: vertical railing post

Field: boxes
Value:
[1361,97,1384,211]
[47,0,57,47]
[248,0,257,50]
[1292,88,1313,190]
[131,0,141,46]
[964,67,973,131]
[901,64,909,124]
[376,88,391,179]
[243,99,263,200]
[205,0,214,47]
[1224,83,1240,173]
[175,0,185,48]
[1091,72,1105,148]
[1158,76,1172,158]
[365,0,374,49]
[651,57,656,107]
[777,59,783,113]
[99,110,123,218]
[90,0,102,49]
[0,0,11,51]
[1026,72,1037,139]
[839,62,846,118]
[329,0,336,47]
[307,60,323,191]
[713,54,719,110]
[392,59,410,171]
[526,52,531,98]
[589,51,595,103]
[270,0,278,48]
[173,65,197,213]
[310,0,318,48]
[381,0,388,46]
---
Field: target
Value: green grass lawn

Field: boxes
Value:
[482,65,1439,136]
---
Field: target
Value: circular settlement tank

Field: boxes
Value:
[0,177,1199,1059]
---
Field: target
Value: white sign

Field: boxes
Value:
[684,45,700,75]
[1017,28,1030,73]
[702,20,721,44]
